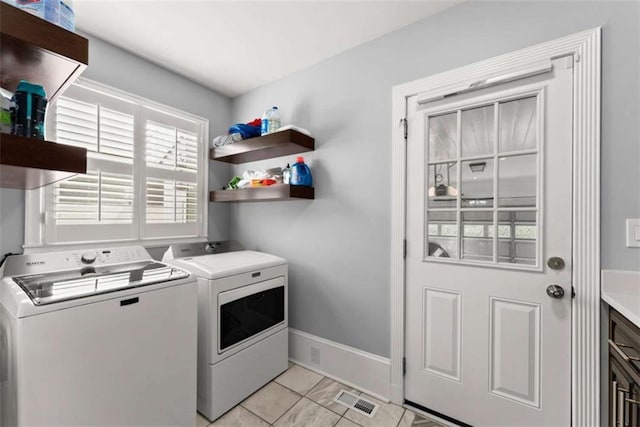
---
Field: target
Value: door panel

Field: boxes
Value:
[405,57,573,426]
[423,288,462,381]
[489,298,540,407]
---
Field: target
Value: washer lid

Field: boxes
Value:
[12,261,189,306]
[173,250,286,279]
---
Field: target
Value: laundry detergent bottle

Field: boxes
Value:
[290,156,312,187]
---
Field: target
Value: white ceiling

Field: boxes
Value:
[75,0,463,98]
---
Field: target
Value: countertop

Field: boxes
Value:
[602,270,640,328]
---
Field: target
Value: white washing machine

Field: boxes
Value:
[163,242,288,422]
[0,246,197,426]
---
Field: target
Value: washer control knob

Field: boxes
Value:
[81,251,97,264]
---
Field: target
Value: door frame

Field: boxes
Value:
[390,28,601,426]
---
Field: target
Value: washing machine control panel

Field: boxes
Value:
[67,247,147,267]
[2,246,152,277]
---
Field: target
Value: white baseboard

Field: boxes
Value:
[288,328,391,401]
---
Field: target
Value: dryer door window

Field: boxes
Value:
[219,281,285,352]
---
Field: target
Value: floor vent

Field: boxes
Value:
[333,390,378,418]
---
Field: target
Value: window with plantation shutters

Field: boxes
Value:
[141,106,202,239]
[54,171,134,225]
[30,79,208,247]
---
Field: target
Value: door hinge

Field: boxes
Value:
[572,286,576,299]
[403,357,407,376]
[401,118,408,140]
[403,239,407,259]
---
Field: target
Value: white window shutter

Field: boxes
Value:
[55,97,98,152]
[40,79,207,246]
[99,107,135,159]
[146,121,177,170]
[53,171,134,225]
[177,130,198,173]
[54,171,100,224]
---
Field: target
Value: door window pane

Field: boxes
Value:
[497,210,537,266]
[462,211,493,262]
[426,210,457,258]
[428,112,457,161]
[428,162,457,208]
[461,105,494,158]
[498,154,537,207]
[461,158,494,208]
[499,96,537,152]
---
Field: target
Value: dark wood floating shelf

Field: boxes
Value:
[1,3,89,103]
[0,134,87,189]
[210,185,314,202]
[0,3,89,189]
[210,129,314,164]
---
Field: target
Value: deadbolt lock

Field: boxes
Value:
[547,257,565,271]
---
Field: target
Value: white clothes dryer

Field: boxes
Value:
[163,242,288,422]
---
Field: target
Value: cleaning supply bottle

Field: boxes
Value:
[260,106,281,135]
[268,106,280,133]
[15,0,59,25]
[290,156,312,187]
[11,80,47,140]
[282,163,291,184]
[59,0,75,31]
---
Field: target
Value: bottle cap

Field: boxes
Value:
[296,156,304,163]
[17,80,46,98]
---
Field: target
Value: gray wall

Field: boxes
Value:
[231,0,640,358]
[0,34,232,256]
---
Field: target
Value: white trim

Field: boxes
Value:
[74,78,210,125]
[416,60,553,105]
[390,28,601,426]
[288,328,391,401]
[22,236,207,254]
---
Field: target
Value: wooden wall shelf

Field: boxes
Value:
[210,185,314,202]
[0,3,89,189]
[211,129,314,164]
[0,134,87,189]
[1,3,89,103]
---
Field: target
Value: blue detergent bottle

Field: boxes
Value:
[290,156,312,187]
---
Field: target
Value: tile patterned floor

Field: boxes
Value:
[197,363,445,427]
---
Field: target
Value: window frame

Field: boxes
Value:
[24,78,209,253]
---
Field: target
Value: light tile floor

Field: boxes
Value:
[197,363,445,427]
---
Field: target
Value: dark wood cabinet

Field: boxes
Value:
[0,3,88,189]
[209,129,315,202]
[609,308,640,426]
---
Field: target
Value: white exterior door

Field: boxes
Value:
[405,57,574,427]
